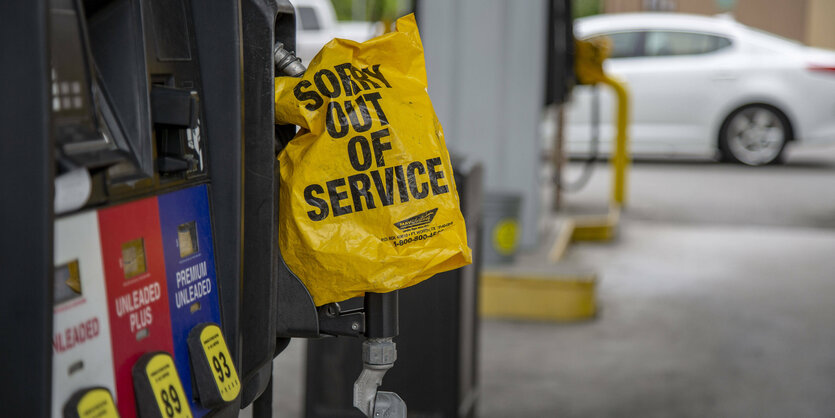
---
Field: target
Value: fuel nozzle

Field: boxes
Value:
[273,42,306,151]
[353,292,407,417]
[273,42,306,77]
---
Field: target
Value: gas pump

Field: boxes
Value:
[45,0,248,415]
[2,0,412,416]
[1,0,290,415]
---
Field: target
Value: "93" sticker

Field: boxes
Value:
[199,324,240,401]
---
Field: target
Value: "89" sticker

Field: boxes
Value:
[143,353,193,418]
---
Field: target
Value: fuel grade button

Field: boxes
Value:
[132,352,193,418]
[63,387,120,418]
[187,323,240,408]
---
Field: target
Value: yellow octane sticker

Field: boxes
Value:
[76,388,120,418]
[145,354,193,418]
[200,324,240,401]
[493,219,518,255]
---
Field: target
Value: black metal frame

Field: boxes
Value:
[237,0,283,406]
[0,1,54,414]
[545,0,575,107]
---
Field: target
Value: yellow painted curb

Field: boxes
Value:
[572,205,620,242]
[479,272,597,322]
[549,206,621,262]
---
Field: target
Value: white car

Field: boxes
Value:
[566,13,835,165]
[293,0,378,66]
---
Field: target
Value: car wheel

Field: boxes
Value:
[719,105,790,166]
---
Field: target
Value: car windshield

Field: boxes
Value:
[606,32,642,58]
[297,6,321,31]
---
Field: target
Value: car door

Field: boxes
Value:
[623,31,736,153]
[567,30,736,155]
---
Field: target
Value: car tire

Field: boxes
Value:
[719,104,790,166]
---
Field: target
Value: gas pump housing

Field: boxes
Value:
[0,0,297,415]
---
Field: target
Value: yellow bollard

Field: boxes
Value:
[601,75,630,207]
[545,39,632,256]
[573,38,630,209]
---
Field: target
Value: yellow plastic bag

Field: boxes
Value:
[274,14,471,306]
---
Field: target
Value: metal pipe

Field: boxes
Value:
[353,291,404,416]
[364,291,399,339]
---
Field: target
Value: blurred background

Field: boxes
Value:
[272,0,835,416]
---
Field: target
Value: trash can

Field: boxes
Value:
[481,192,522,265]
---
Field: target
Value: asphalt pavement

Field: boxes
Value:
[478,143,835,417]
[253,143,835,417]
[562,144,835,229]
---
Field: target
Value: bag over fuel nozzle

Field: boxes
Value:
[272,30,419,418]
[272,15,470,417]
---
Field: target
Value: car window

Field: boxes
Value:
[297,6,320,31]
[591,31,643,58]
[644,31,732,56]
